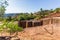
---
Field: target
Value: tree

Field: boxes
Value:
[40,8,45,18]
[54,8,60,13]
[0,6,5,17]
[0,0,8,17]
[50,9,54,13]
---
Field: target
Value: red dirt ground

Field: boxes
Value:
[18,24,60,40]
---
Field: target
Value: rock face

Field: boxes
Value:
[18,24,60,40]
[0,36,11,40]
[0,36,20,40]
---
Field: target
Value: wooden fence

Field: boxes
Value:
[18,17,60,28]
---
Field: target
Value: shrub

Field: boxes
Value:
[0,21,23,34]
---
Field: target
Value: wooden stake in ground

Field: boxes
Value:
[44,18,54,35]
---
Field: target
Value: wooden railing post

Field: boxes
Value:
[26,21,28,28]
[32,21,34,27]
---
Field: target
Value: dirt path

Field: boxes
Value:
[18,24,60,40]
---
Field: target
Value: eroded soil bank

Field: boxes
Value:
[18,24,60,40]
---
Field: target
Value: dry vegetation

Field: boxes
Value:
[18,24,60,40]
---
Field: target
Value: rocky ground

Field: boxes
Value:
[18,24,60,40]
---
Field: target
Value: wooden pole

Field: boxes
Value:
[26,21,28,28]
[42,19,45,25]
[32,21,34,27]
[51,18,54,35]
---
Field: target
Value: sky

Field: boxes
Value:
[5,0,60,13]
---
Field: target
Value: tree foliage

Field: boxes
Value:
[54,8,60,13]
[3,8,60,21]
[0,0,8,17]
[18,13,35,21]
[0,6,5,17]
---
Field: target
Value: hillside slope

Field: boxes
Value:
[18,24,60,40]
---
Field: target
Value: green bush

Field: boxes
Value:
[7,22,23,33]
[0,17,4,21]
[0,21,23,33]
